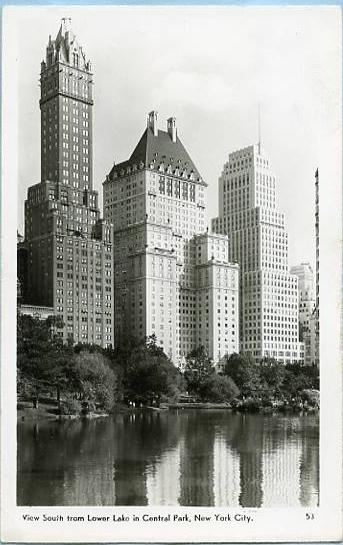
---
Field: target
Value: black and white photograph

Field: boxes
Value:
[1,4,342,543]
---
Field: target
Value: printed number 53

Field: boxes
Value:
[306,513,315,520]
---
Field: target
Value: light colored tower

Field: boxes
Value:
[24,20,114,347]
[103,112,239,364]
[212,144,303,364]
[290,263,315,366]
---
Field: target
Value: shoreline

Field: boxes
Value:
[17,400,319,422]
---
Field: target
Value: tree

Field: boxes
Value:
[110,335,184,404]
[72,351,119,412]
[184,346,215,396]
[282,363,319,398]
[199,374,239,403]
[17,314,73,402]
[224,352,262,397]
[259,359,286,396]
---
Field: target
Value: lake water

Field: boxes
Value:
[17,410,319,507]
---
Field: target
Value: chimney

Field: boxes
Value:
[167,117,177,142]
[147,111,158,137]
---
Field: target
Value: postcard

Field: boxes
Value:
[1,4,342,543]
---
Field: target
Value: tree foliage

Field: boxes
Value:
[184,346,215,395]
[17,313,319,413]
[224,353,262,396]
[199,374,240,402]
[17,314,74,400]
[224,352,319,400]
[72,351,118,411]
[283,363,319,397]
[259,358,286,395]
[119,335,184,404]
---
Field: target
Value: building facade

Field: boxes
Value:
[290,263,315,365]
[103,112,239,365]
[212,144,303,364]
[314,168,320,366]
[24,20,114,347]
[17,232,28,305]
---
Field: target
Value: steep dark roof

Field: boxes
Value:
[108,127,206,185]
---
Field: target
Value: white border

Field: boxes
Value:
[1,5,342,543]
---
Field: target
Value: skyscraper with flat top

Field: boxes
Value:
[24,20,114,347]
[103,112,239,365]
[212,144,303,364]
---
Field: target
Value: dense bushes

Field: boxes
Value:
[59,395,82,415]
[199,374,239,403]
[184,347,240,402]
[224,353,319,401]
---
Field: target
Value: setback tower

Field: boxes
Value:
[24,19,114,347]
[212,144,303,364]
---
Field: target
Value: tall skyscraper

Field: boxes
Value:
[212,144,303,364]
[290,263,315,366]
[290,262,314,301]
[24,20,114,347]
[103,111,239,364]
[314,168,320,366]
[306,169,320,367]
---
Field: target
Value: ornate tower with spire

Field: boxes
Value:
[24,20,114,348]
[40,18,93,188]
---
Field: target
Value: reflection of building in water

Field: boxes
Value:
[113,411,181,505]
[146,446,181,505]
[178,414,215,506]
[229,415,264,508]
[114,461,148,506]
[213,435,240,506]
[261,441,302,507]
[113,413,148,505]
[299,420,320,507]
[18,411,319,507]
[18,419,117,505]
[260,416,319,507]
[239,451,263,507]
[58,420,117,505]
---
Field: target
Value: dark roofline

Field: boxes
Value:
[107,126,207,187]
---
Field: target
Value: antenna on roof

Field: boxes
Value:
[258,102,261,154]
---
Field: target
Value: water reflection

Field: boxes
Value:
[17,410,319,507]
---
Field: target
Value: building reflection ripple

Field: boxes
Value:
[17,410,319,507]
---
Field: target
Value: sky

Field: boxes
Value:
[9,5,341,270]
